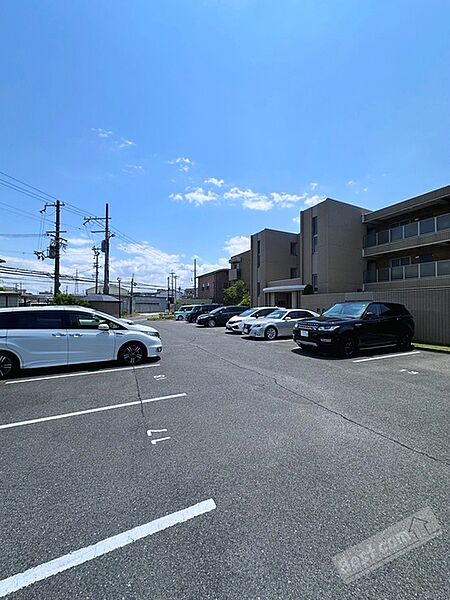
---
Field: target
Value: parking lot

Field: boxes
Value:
[1,318,448,599]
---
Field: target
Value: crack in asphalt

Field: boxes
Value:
[188,341,448,467]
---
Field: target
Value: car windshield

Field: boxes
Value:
[322,302,369,319]
[265,310,287,319]
[209,307,224,315]
[239,308,255,317]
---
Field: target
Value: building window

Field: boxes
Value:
[206,282,210,289]
[257,282,260,297]
[290,242,297,256]
[290,267,297,279]
[257,240,261,268]
[312,216,318,253]
[391,257,411,267]
[312,274,318,292]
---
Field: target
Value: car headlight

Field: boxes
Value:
[317,325,339,332]
[146,331,161,338]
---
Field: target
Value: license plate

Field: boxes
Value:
[300,330,308,337]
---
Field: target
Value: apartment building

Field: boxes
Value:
[362,185,450,291]
[300,198,368,294]
[229,249,251,291]
[250,229,301,307]
[197,268,229,304]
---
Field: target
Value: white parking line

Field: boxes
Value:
[0,393,187,431]
[4,363,160,385]
[352,351,421,363]
[151,436,171,445]
[0,498,216,598]
[267,339,295,344]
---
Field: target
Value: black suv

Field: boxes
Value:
[293,301,414,358]
[196,306,246,327]
[185,304,219,323]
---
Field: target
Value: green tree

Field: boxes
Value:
[223,280,249,306]
[51,292,90,307]
[240,291,251,306]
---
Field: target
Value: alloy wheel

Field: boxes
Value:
[0,353,14,379]
[265,326,277,340]
[122,344,144,365]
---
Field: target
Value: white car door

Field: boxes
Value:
[7,310,68,368]
[66,311,117,365]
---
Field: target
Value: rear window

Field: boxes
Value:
[8,310,65,329]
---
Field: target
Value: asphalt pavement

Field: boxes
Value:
[0,318,448,599]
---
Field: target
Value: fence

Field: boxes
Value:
[299,287,450,345]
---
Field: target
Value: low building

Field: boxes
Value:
[197,268,230,304]
[0,290,21,308]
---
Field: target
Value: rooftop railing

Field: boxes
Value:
[364,258,450,283]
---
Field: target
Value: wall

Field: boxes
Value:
[0,293,20,308]
[301,199,366,294]
[299,287,450,345]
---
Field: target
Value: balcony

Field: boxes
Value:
[228,268,241,282]
[363,212,450,257]
[364,259,450,284]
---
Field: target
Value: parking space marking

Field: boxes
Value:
[147,428,168,436]
[0,393,187,431]
[266,339,295,344]
[0,498,216,598]
[352,351,421,363]
[4,363,160,385]
[153,374,167,380]
[150,436,171,445]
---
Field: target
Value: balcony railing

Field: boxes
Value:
[364,212,450,248]
[364,259,450,283]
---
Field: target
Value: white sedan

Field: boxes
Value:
[225,307,278,333]
[242,308,320,340]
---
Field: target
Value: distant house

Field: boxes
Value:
[0,290,21,308]
[197,268,230,304]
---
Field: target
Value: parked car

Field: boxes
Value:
[225,307,279,333]
[293,301,414,358]
[242,308,319,340]
[0,306,163,379]
[196,306,246,327]
[185,304,220,323]
[173,305,196,321]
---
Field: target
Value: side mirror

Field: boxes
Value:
[284,316,292,321]
[98,323,110,331]
[364,311,376,320]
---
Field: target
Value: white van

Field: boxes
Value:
[0,305,162,379]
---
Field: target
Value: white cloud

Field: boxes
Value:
[270,192,306,208]
[118,138,136,149]
[224,235,250,256]
[243,197,273,211]
[169,157,194,173]
[347,179,356,186]
[223,187,273,210]
[292,215,301,225]
[171,187,218,206]
[204,177,224,187]
[363,187,369,192]
[303,194,324,208]
[310,182,318,190]
[91,127,113,138]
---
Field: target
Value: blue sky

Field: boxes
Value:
[1,0,449,291]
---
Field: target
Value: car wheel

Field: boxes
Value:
[397,332,412,350]
[0,352,18,379]
[264,326,278,340]
[339,335,357,358]
[119,342,147,365]
[176,315,183,321]
[207,318,216,328]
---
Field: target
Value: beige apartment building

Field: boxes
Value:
[362,185,450,291]
[300,198,368,294]
[250,229,301,307]
[229,249,251,291]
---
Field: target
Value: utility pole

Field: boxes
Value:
[92,247,100,294]
[169,271,175,308]
[193,258,197,298]
[174,275,178,306]
[129,273,135,314]
[74,269,79,295]
[84,203,113,296]
[35,200,66,298]
[167,276,170,312]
